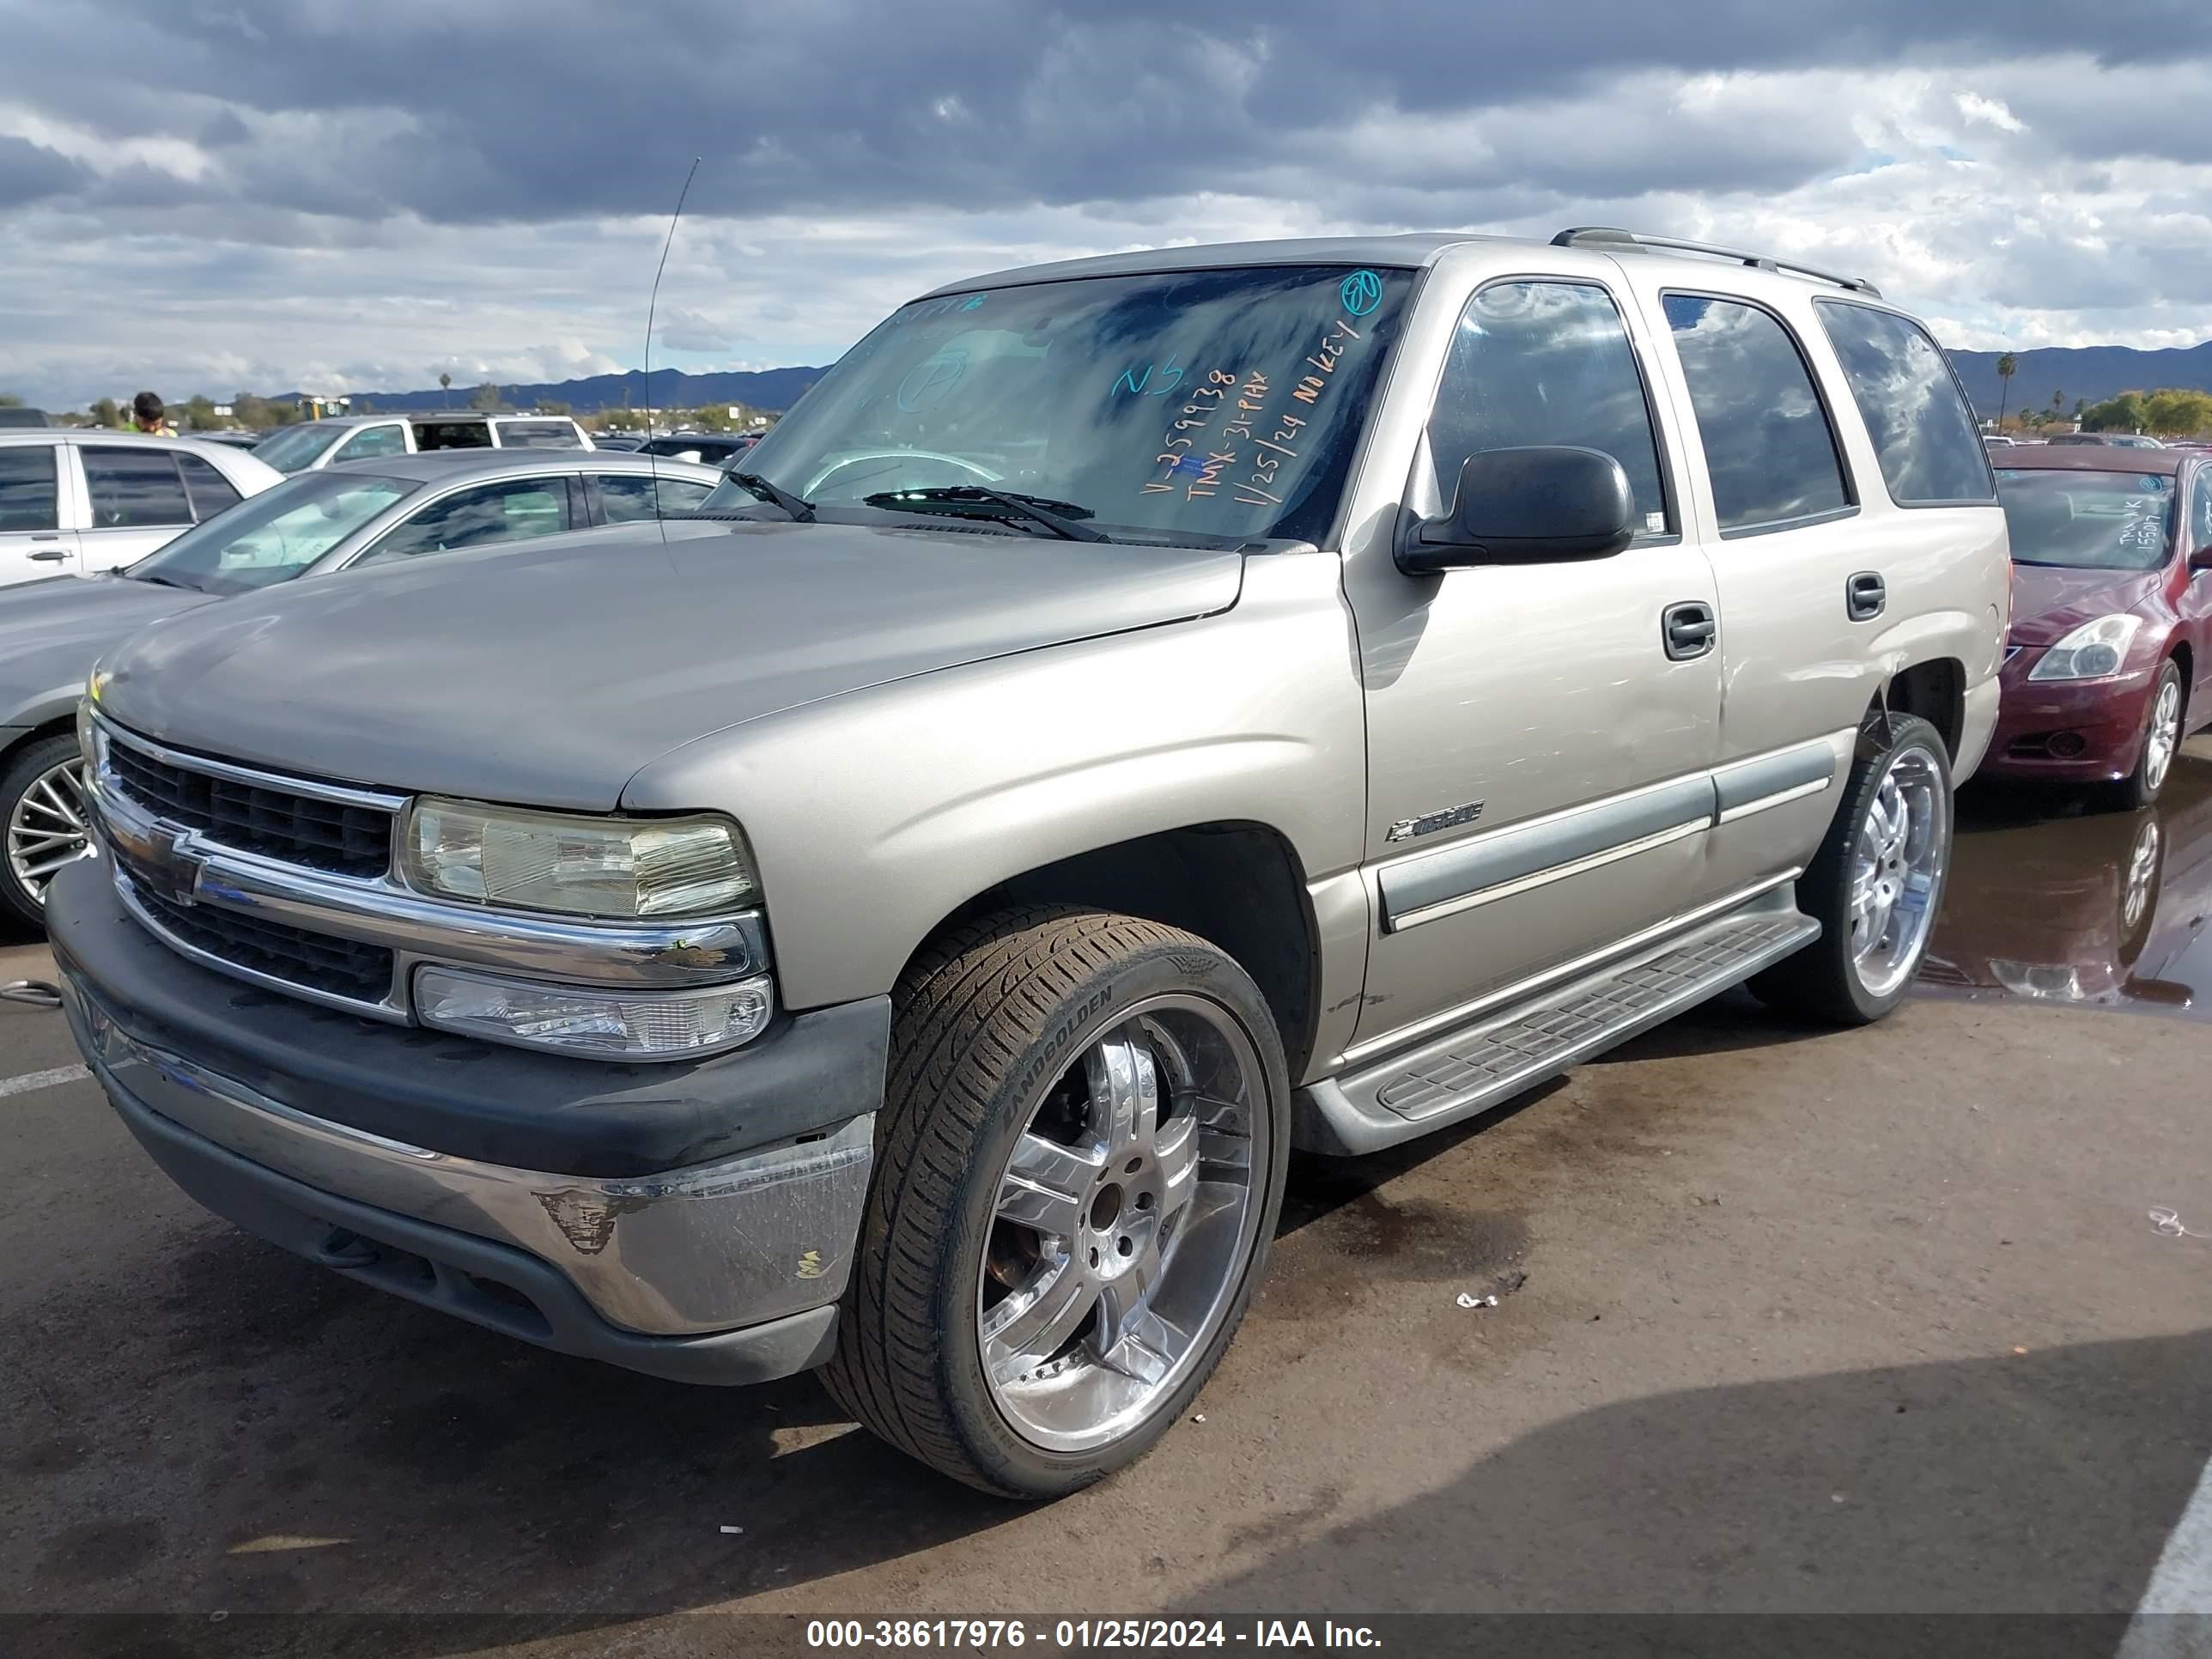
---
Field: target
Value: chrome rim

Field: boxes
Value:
[979,993,1268,1454]
[2143,675,2182,794]
[1850,743,1949,1000]
[2122,816,2162,937]
[6,758,94,907]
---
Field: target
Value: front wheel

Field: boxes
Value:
[2112,659,2185,812]
[2,734,96,930]
[1751,712,1954,1025]
[823,907,1290,1498]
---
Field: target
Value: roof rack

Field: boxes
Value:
[1551,227,1882,298]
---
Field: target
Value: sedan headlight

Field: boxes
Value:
[2028,615,2142,682]
[416,965,774,1058]
[402,798,757,919]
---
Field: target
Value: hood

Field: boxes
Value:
[0,574,217,726]
[2008,562,2166,647]
[98,519,1246,811]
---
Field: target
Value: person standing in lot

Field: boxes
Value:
[130,392,175,434]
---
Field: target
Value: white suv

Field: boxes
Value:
[251,413,595,473]
[0,430,283,585]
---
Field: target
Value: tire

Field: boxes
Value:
[1,734,94,931]
[1750,712,1954,1026]
[2111,659,2185,812]
[823,905,1291,1498]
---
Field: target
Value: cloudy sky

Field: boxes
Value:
[2,0,2209,410]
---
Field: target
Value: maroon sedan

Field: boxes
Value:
[1983,447,2212,806]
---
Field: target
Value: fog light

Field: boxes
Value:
[2048,732,2087,758]
[414,966,774,1059]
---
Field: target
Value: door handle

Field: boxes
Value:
[27,549,68,562]
[1847,571,1886,621]
[1662,600,1717,661]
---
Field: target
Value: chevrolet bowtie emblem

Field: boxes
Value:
[137,826,205,908]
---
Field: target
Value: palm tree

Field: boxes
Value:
[1995,352,2017,430]
[439,371,453,409]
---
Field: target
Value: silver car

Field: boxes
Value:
[54,229,2009,1497]
[0,448,720,924]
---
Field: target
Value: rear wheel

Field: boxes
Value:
[823,906,1289,1498]
[1751,712,1953,1025]
[2,735,94,930]
[2112,659,2184,812]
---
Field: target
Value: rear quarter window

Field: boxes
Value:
[1814,301,1995,506]
[410,420,494,453]
[496,420,583,449]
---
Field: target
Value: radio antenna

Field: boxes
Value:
[644,155,702,536]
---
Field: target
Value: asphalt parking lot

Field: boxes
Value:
[6,750,2212,1655]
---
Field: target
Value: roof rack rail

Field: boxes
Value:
[1551,227,1882,298]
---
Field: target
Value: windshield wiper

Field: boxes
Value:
[720,471,815,522]
[130,571,197,590]
[863,486,1110,543]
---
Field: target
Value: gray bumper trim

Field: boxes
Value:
[66,973,873,1337]
[108,1076,838,1387]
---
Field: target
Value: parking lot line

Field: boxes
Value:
[2120,1454,2212,1656]
[0,1064,89,1098]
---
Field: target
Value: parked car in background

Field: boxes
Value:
[198,431,267,450]
[251,412,594,474]
[0,449,720,925]
[2048,432,2165,449]
[636,431,757,466]
[590,433,646,452]
[1981,447,2212,806]
[0,407,52,429]
[1983,434,2016,448]
[51,228,2008,1496]
[0,431,281,586]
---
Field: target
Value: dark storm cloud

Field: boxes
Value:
[0,135,89,210]
[8,0,2209,228]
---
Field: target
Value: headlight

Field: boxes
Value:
[402,798,757,919]
[415,965,774,1058]
[2028,615,2142,682]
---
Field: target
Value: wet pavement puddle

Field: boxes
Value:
[1918,738,2212,1023]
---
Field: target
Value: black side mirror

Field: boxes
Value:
[1399,446,1638,575]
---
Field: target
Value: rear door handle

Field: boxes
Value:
[1662,600,1717,661]
[1847,571,1886,621]
[27,549,68,562]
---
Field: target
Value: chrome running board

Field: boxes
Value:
[1294,889,1818,1154]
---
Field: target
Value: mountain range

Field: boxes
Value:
[282,341,2211,422]
[278,366,832,416]
[1945,341,2212,419]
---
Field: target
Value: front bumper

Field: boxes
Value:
[50,860,889,1382]
[1978,661,2156,783]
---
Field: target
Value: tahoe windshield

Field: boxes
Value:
[127,471,417,594]
[1996,469,2176,572]
[707,264,1414,544]
[252,422,348,473]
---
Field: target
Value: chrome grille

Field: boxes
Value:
[105,738,392,877]
[125,875,397,1005]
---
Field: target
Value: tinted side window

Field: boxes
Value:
[82,447,192,528]
[333,424,408,462]
[0,447,58,531]
[410,420,494,453]
[599,474,713,522]
[360,478,572,562]
[175,453,242,520]
[2192,471,2212,555]
[497,421,581,449]
[1430,281,1668,532]
[1814,301,1993,505]
[1662,295,1850,532]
